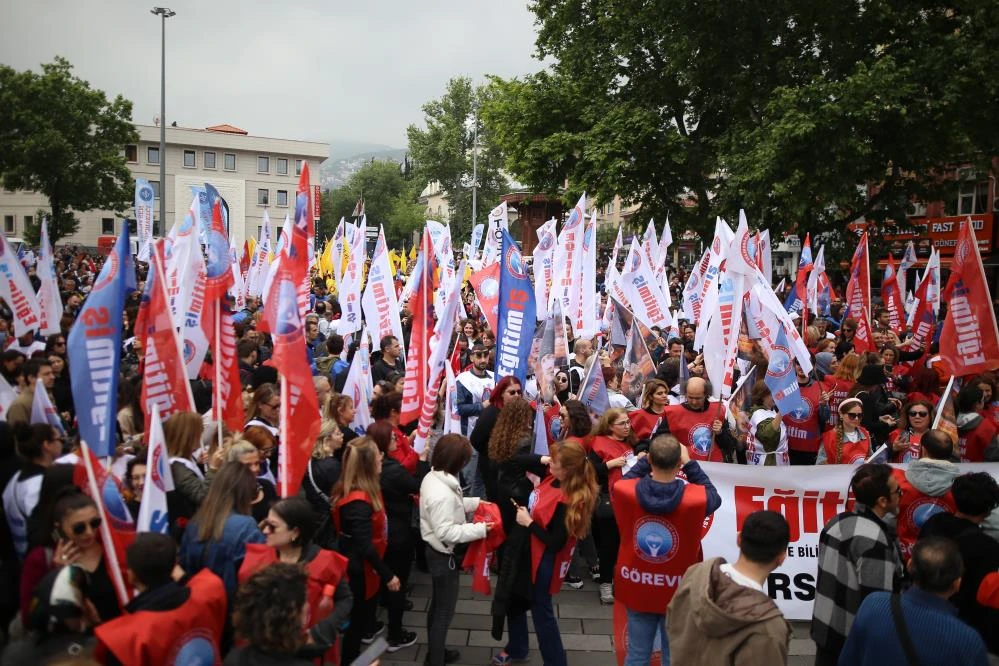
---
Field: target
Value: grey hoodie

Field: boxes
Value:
[905,458,961,496]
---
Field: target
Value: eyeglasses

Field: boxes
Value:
[265,401,280,409]
[909,411,929,417]
[556,377,568,383]
[612,421,630,427]
[844,412,863,419]
[71,517,102,535]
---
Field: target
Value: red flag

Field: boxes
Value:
[880,253,905,334]
[468,262,501,334]
[204,200,234,301]
[940,219,999,376]
[909,262,937,352]
[400,230,435,424]
[140,241,196,420]
[288,163,312,284]
[73,443,134,609]
[845,232,875,353]
[240,240,251,277]
[265,262,321,496]
[213,303,245,433]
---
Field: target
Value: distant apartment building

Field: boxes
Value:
[0,123,328,250]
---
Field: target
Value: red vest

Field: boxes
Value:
[889,429,924,463]
[959,418,998,462]
[333,490,388,599]
[612,478,707,612]
[94,570,226,666]
[782,380,823,453]
[239,544,348,626]
[822,377,854,430]
[628,408,664,442]
[819,427,871,464]
[663,404,722,462]
[591,435,634,493]
[893,468,956,561]
[528,476,576,595]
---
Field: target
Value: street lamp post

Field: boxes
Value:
[151,7,175,227]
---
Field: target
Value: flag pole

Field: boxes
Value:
[279,379,289,496]
[215,304,223,454]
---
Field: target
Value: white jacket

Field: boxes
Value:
[419,470,486,554]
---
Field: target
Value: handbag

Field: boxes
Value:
[890,593,922,666]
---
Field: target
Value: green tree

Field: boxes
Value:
[318,160,423,246]
[482,0,999,253]
[407,77,509,244]
[0,57,138,245]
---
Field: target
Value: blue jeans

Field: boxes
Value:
[461,447,486,498]
[625,609,669,666]
[505,552,566,666]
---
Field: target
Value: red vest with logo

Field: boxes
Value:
[664,404,722,462]
[333,490,388,599]
[528,476,576,595]
[959,418,998,463]
[591,435,634,493]
[819,427,871,464]
[239,544,349,626]
[94,570,226,666]
[822,377,854,430]
[782,380,823,453]
[893,468,956,560]
[612,478,707,612]
[889,429,924,463]
[628,408,664,442]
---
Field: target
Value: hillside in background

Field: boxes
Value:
[321,139,406,189]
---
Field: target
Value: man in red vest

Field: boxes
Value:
[663,377,738,462]
[893,429,959,560]
[782,359,831,465]
[956,384,999,462]
[94,533,227,666]
[613,434,721,665]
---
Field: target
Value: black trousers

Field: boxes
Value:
[383,532,414,639]
[594,512,620,584]
[341,570,378,665]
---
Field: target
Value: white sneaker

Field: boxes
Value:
[599,582,614,604]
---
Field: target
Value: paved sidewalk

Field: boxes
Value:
[379,570,815,665]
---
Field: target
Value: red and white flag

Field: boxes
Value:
[140,240,196,421]
[939,219,999,376]
[549,193,587,335]
[533,217,558,321]
[577,211,599,336]
[0,230,40,337]
[845,232,875,353]
[907,255,938,352]
[265,262,321,496]
[213,303,245,433]
[400,229,435,424]
[362,225,405,349]
[36,218,63,336]
[880,253,905,334]
[618,238,672,330]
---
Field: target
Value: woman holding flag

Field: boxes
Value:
[627,379,671,443]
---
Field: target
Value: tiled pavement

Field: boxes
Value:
[379,570,815,665]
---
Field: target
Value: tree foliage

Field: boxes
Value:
[482,0,999,255]
[407,77,509,244]
[0,57,138,245]
[319,160,424,246]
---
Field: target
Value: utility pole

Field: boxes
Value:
[471,102,478,232]
[151,7,175,227]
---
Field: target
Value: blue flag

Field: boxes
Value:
[68,228,135,457]
[764,325,806,417]
[495,228,536,386]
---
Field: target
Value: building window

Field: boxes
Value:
[295,159,303,176]
[204,151,216,169]
[257,189,269,206]
[124,145,138,162]
[957,182,989,216]
[183,150,196,168]
[276,190,288,207]
[153,219,162,236]
[147,146,160,165]
[101,218,115,235]
[257,156,269,173]
[224,153,236,171]
[150,180,161,199]
[277,158,288,175]
[23,215,33,230]
[3,216,14,234]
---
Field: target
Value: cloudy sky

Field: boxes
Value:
[0,0,544,151]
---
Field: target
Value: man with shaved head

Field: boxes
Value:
[663,377,737,462]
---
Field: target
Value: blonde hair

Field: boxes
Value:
[551,440,598,539]
[163,412,203,459]
[331,437,383,512]
[226,440,258,462]
[312,419,338,459]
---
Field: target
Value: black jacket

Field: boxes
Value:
[380,456,428,543]
[469,405,501,498]
[336,499,394,584]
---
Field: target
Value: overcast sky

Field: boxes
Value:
[0,0,544,151]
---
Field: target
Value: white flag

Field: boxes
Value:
[30,386,64,434]
[757,230,773,286]
[0,230,41,338]
[338,215,367,335]
[577,211,599,336]
[618,238,673,330]
[246,214,271,298]
[164,197,202,323]
[36,219,63,336]
[0,374,16,420]
[135,178,155,262]
[482,202,509,267]
[533,218,558,321]
[549,193,587,334]
[181,256,210,380]
[898,240,918,301]
[137,404,174,535]
[341,327,372,435]
[361,226,404,350]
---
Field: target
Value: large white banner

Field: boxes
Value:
[699,462,999,620]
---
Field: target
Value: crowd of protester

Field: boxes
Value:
[0,243,997,665]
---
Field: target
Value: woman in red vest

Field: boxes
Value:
[628,379,671,443]
[975,373,999,428]
[822,352,859,430]
[589,408,643,604]
[332,437,399,665]
[238,497,352,661]
[491,440,598,666]
[225,563,314,665]
[888,400,934,463]
[817,398,874,464]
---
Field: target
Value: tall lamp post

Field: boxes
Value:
[151,7,175,228]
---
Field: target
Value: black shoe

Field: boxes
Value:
[387,630,418,652]
[424,648,461,664]
[361,620,385,644]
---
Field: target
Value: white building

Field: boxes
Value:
[0,123,328,250]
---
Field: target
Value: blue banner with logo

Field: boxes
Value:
[495,228,536,386]
[764,324,806,416]
[68,229,135,457]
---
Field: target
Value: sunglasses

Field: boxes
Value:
[909,411,929,417]
[265,401,281,409]
[71,517,102,535]
[506,389,523,396]
[844,412,863,419]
